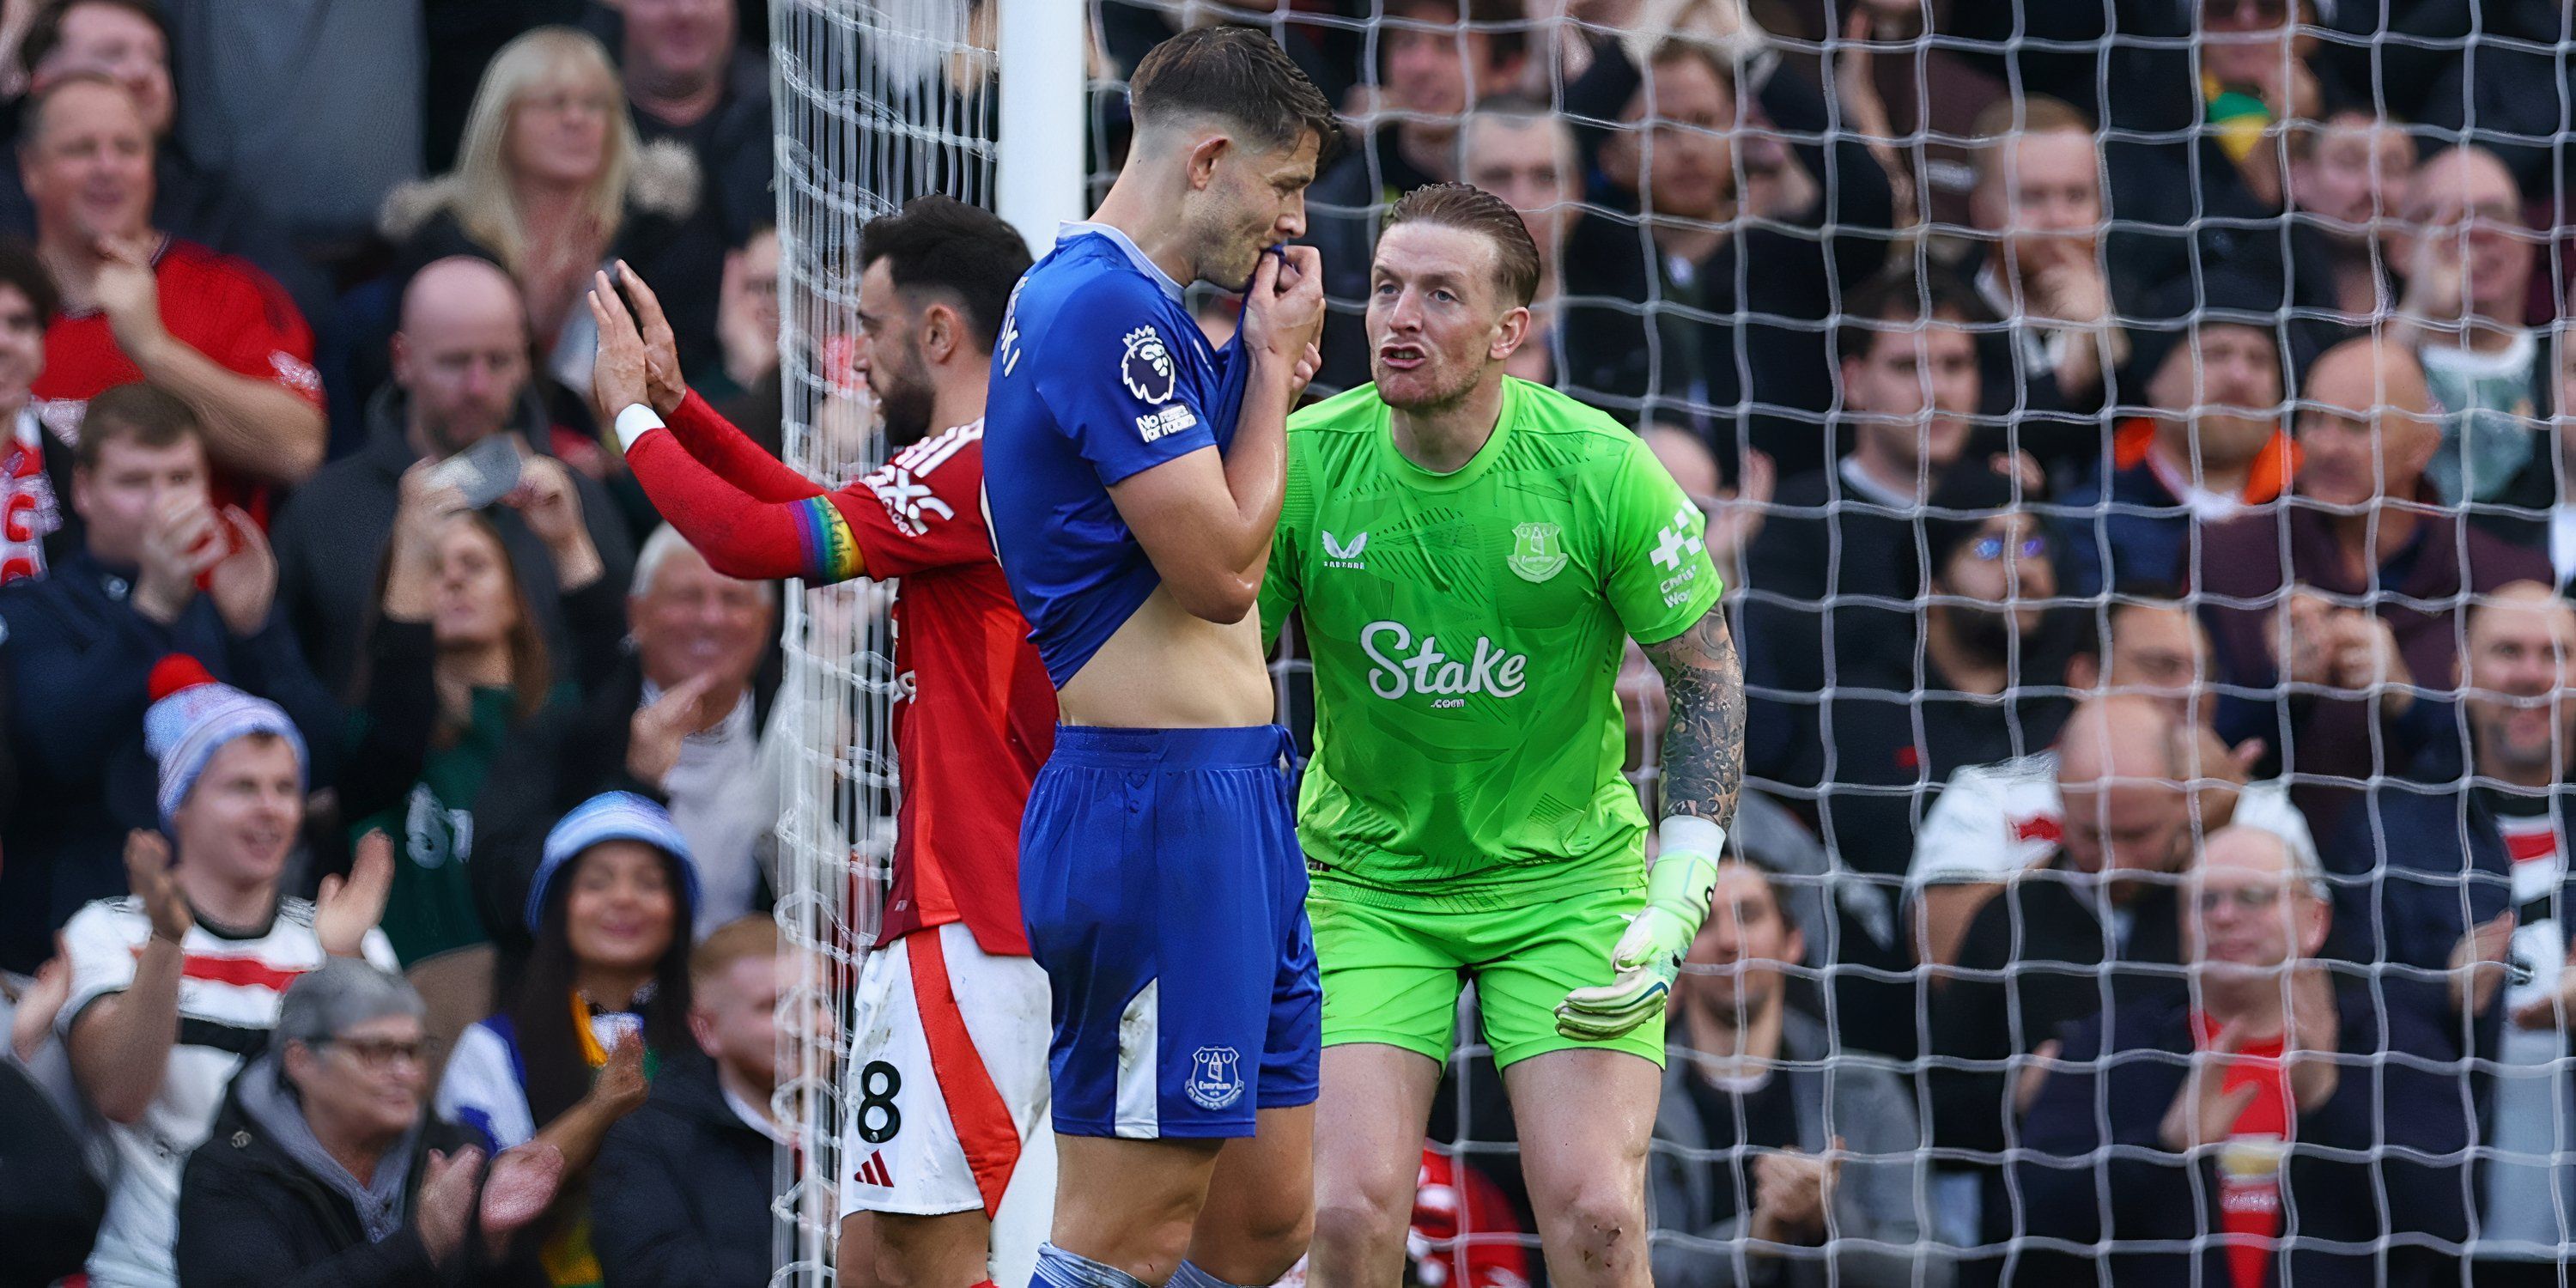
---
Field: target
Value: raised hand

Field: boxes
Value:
[586,1029,650,1121]
[625,670,720,790]
[586,270,653,428]
[616,262,690,416]
[2282,964,2342,1112]
[203,507,276,637]
[132,491,221,624]
[2452,911,2516,1018]
[479,1141,568,1257]
[125,829,190,945]
[2159,1018,2264,1152]
[314,829,393,958]
[93,234,168,362]
[415,1145,483,1266]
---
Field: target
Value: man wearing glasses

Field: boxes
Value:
[2012,824,2473,1288]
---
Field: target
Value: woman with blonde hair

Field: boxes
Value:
[380,27,701,397]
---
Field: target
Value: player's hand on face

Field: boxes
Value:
[1242,246,1327,374]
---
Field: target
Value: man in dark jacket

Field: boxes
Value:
[2014,827,2473,1288]
[270,257,635,695]
[1928,695,2193,1259]
[594,916,799,1287]
[175,958,560,1288]
[0,384,337,973]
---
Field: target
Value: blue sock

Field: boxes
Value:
[1030,1243,1155,1288]
[1169,1261,1253,1288]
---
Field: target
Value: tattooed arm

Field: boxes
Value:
[1554,602,1748,1041]
[1643,603,1747,831]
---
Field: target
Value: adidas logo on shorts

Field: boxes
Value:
[852,1151,895,1188]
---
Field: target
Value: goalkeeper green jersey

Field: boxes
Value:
[1260,378,1724,911]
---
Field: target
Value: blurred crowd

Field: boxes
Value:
[1,0,2575,1286]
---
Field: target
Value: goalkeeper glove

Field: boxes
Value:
[1554,823,1723,1042]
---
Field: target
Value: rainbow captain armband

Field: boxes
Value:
[790,495,865,584]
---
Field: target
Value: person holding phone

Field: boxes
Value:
[0,383,339,979]
[271,255,635,696]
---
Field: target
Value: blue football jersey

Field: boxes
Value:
[983,222,1251,687]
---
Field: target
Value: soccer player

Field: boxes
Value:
[583,197,1061,1288]
[978,25,1335,1288]
[1259,183,1744,1288]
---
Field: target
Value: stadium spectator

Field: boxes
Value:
[1744,268,1984,796]
[707,221,780,414]
[1960,95,2123,447]
[1458,99,1580,385]
[2056,269,2300,597]
[1905,598,2318,972]
[3,0,336,329]
[1306,0,1525,391]
[21,75,326,526]
[0,237,55,586]
[58,660,395,1288]
[380,27,699,401]
[159,0,422,264]
[338,473,623,973]
[2196,336,2548,822]
[1,944,108,1287]
[1799,456,2089,878]
[2540,326,2576,580]
[1644,422,1768,593]
[0,386,337,976]
[2389,144,2546,513]
[474,527,781,945]
[593,915,810,1288]
[1558,37,1893,468]
[1651,858,1947,1288]
[272,255,635,696]
[1949,0,2345,334]
[173,958,561,1288]
[2284,107,2417,323]
[620,0,769,384]
[1928,695,2191,1255]
[435,793,683,1287]
[1756,0,2006,230]
[2443,592,2576,1270]
[2014,826,2474,1288]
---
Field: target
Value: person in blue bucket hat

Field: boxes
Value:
[431,792,701,1288]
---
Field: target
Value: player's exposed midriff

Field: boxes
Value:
[1057,584,1276,728]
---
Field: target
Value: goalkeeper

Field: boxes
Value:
[1260,183,1742,1288]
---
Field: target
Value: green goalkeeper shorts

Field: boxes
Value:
[1309,878,1665,1070]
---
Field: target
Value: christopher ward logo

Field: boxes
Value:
[1360,619,1528,705]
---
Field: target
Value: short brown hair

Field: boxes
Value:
[1385,0,1530,69]
[1969,94,2096,192]
[1384,181,1541,308]
[1643,37,1737,103]
[76,382,197,471]
[690,915,779,995]
[1129,26,1345,166]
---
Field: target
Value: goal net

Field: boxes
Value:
[770,0,2569,1283]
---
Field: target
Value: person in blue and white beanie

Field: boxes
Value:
[59,654,396,1288]
[433,791,700,1287]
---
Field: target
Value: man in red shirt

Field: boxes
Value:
[589,197,1058,1288]
[19,73,325,536]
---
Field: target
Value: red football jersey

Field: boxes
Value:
[832,421,1055,956]
[32,237,320,527]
